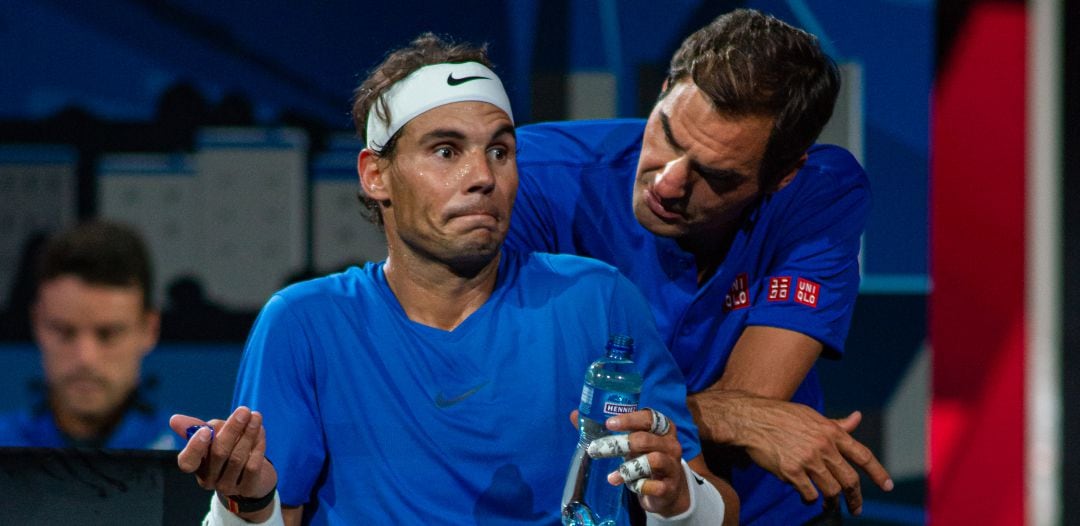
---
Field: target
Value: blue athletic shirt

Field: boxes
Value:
[233,250,701,525]
[0,392,181,450]
[507,119,870,525]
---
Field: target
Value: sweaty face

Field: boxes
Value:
[33,276,157,424]
[377,101,517,272]
[633,81,774,244]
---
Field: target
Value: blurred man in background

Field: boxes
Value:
[0,220,179,449]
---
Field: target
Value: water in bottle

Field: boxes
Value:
[562,334,643,526]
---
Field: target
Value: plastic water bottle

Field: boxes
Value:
[562,334,643,526]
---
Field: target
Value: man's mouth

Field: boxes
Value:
[643,188,683,222]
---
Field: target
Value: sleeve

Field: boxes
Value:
[746,145,871,357]
[505,146,561,254]
[232,294,325,506]
[605,272,702,461]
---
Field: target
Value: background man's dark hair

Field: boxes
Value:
[36,220,155,310]
[665,8,841,190]
[351,33,493,225]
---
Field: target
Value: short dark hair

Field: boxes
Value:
[665,8,841,189]
[36,220,154,310]
[351,33,493,225]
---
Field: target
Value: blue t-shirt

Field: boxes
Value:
[0,392,180,450]
[507,119,870,525]
[233,250,700,525]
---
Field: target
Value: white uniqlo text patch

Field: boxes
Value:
[795,278,820,307]
[723,273,751,312]
[768,277,791,302]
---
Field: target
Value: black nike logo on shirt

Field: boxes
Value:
[447,73,490,86]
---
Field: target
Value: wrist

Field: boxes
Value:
[207,489,281,526]
[687,391,742,444]
[224,484,278,514]
[645,460,726,526]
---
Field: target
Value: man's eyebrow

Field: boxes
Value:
[418,128,467,143]
[659,111,683,152]
[491,124,516,142]
[691,160,746,182]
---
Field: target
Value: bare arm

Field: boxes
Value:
[687,326,892,515]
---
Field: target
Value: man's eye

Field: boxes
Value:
[488,147,507,161]
[435,147,454,159]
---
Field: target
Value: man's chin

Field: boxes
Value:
[633,204,687,239]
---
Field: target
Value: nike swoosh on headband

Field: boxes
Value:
[447,73,490,86]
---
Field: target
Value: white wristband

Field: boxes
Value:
[645,460,726,526]
[203,491,284,526]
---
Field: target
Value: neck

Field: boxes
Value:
[677,228,738,286]
[50,392,131,443]
[383,248,501,331]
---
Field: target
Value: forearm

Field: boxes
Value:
[686,389,750,445]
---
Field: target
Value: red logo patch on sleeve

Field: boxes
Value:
[795,278,820,307]
[723,273,751,312]
[768,277,791,302]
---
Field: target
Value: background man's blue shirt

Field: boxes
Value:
[507,119,871,525]
[0,391,181,450]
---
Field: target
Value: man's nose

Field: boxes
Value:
[464,150,496,194]
[70,333,103,365]
[652,157,690,200]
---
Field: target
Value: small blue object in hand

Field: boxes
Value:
[186,425,215,441]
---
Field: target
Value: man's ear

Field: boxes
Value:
[139,309,161,359]
[358,149,390,201]
[773,153,808,193]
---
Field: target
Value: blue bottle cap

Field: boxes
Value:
[606,334,634,357]
[185,425,215,441]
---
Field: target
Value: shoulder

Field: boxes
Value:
[516,119,645,167]
[506,251,626,295]
[800,144,870,193]
[515,250,621,279]
[271,265,374,308]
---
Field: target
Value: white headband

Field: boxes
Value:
[365,62,513,151]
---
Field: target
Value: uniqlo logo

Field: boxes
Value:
[723,273,751,312]
[795,278,820,307]
[768,277,791,302]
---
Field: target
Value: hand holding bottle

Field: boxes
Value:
[590,408,692,518]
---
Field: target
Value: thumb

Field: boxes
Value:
[169,414,208,438]
[834,410,862,433]
[569,410,581,431]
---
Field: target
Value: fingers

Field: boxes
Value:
[617,455,653,488]
[588,434,631,458]
[569,410,580,431]
[177,424,214,473]
[169,414,207,437]
[605,408,673,435]
[839,436,894,492]
[833,410,862,433]
[609,452,682,495]
[218,411,264,491]
[200,407,263,491]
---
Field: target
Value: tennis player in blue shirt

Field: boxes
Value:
[171,34,737,526]
[506,9,892,525]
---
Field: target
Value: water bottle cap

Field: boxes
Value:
[606,334,634,357]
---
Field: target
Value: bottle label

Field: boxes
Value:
[603,401,637,415]
[580,384,594,414]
